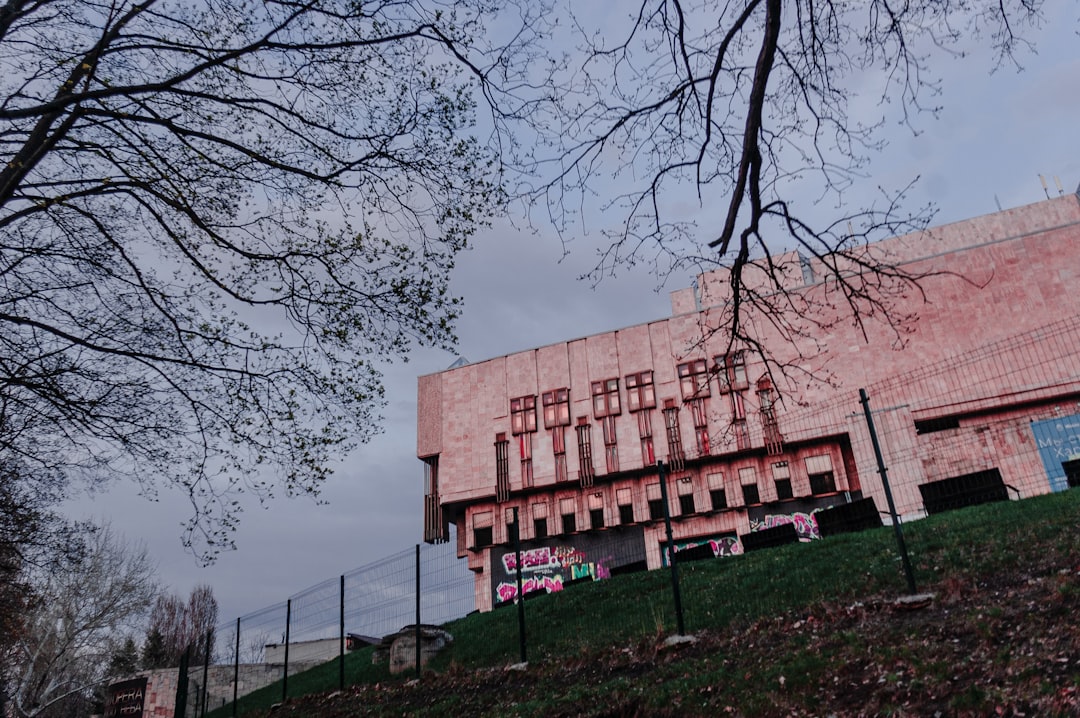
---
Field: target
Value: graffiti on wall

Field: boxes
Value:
[749,510,821,541]
[661,533,742,566]
[1031,414,1080,492]
[491,527,645,605]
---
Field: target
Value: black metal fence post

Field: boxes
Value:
[282,599,291,702]
[415,544,421,679]
[657,460,686,635]
[859,388,918,594]
[232,617,240,717]
[339,574,346,690]
[513,506,526,663]
[200,630,211,717]
[174,646,190,718]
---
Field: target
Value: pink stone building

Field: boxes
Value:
[417,193,1080,611]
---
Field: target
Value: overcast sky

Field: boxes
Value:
[66,1,1079,631]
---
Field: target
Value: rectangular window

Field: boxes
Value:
[707,472,727,510]
[616,487,634,524]
[805,454,836,494]
[510,395,537,435]
[575,418,594,485]
[495,434,510,502]
[809,471,837,495]
[423,456,445,543]
[687,398,710,456]
[662,401,686,468]
[532,502,548,540]
[716,351,748,392]
[559,497,577,534]
[588,492,605,529]
[591,378,621,417]
[739,466,759,505]
[505,506,518,543]
[773,461,792,501]
[602,415,619,473]
[646,482,664,520]
[677,477,695,515]
[472,510,493,548]
[677,358,711,400]
[637,410,655,465]
[552,426,568,483]
[543,388,571,428]
[625,371,656,411]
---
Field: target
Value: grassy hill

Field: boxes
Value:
[215,489,1080,717]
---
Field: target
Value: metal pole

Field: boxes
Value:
[200,629,211,717]
[859,388,918,594]
[513,506,526,663]
[657,460,686,635]
[415,544,421,679]
[232,618,240,717]
[282,599,291,702]
[339,574,345,690]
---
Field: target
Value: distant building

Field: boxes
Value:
[417,193,1080,611]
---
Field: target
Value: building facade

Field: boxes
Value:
[417,193,1080,611]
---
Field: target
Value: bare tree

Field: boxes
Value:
[517,0,1056,387]
[4,523,157,718]
[0,0,546,560]
[144,583,219,668]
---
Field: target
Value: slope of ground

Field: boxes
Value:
[234,491,1080,717]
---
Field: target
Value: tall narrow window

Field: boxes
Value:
[544,388,571,483]
[707,472,727,510]
[662,400,685,470]
[677,477,696,515]
[552,426,567,483]
[687,397,710,457]
[511,396,537,488]
[602,415,619,474]
[739,466,760,505]
[519,432,534,488]
[625,371,656,411]
[576,417,595,486]
[772,461,793,501]
[636,410,655,465]
[616,487,635,524]
[559,496,577,534]
[731,391,750,451]
[591,378,621,417]
[532,502,548,540]
[423,456,446,543]
[677,359,710,400]
[716,351,748,392]
[758,377,783,455]
[495,433,510,502]
[588,492,605,529]
[646,482,664,520]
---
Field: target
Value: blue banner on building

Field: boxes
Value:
[1030,413,1080,492]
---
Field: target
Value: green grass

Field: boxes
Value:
[215,488,1080,716]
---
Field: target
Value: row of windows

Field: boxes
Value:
[471,455,839,547]
[508,352,749,436]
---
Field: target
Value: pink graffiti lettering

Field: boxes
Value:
[708,537,743,556]
[495,574,565,603]
[502,546,559,573]
[750,511,820,541]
